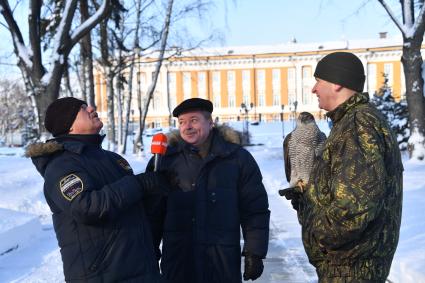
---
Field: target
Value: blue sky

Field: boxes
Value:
[206,0,400,47]
[0,0,402,76]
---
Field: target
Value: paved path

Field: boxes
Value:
[242,180,317,282]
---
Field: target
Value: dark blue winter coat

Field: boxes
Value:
[27,134,161,283]
[146,126,270,283]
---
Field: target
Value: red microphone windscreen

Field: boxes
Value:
[151,133,168,155]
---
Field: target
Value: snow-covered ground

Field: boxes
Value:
[0,121,424,283]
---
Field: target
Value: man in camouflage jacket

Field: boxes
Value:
[300,52,403,282]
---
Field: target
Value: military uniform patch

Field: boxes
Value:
[60,174,84,201]
[117,159,133,172]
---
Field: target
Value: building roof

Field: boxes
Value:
[176,37,404,58]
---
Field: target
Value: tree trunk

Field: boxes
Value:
[139,0,174,150]
[120,53,136,155]
[402,35,425,159]
[80,0,96,108]
[133,70,144,154]
[116,62,124,150]
[106,69,116,151]
[63,64,75,97]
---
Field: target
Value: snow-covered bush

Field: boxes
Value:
[371,73,409,151]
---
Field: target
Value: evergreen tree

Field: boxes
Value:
[372,73,409,151]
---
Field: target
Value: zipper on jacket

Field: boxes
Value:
[89,229,119,272]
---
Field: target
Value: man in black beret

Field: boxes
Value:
[26,97,171,282]
[146,98,270,283]
[293,52,403,282]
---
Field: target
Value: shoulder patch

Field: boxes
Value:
[117,159,133,172]
[59,174,84,201]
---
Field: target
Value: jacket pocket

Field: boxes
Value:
[89,229,119,272]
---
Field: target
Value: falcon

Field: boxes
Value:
[283,112,326,192]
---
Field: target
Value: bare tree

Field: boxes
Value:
[0,0,111,137]
[377,0,425,160]
[0,79,34,145]
[79,0,97,107]
[132,0,174,154]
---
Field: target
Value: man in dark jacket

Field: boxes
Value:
[146,98,270,283]
[297,52,403,282]
[26,97,169,283]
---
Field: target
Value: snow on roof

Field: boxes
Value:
[173,37,404,58]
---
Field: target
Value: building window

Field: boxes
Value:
[213,95,221,108]
[272,69,281,106]
[400,64,406,100]
[287,67,296,105]
[227,71,236,107]
[367,64,377,95]
[242,70,251,105]
[228,95,236,107]
[153,96,160,110]
[257,69,265,92]
[139,72,147,94]
[302,66,312,105]
[384,63,393,86]
[258,91,265,107]
[197,72,206,98]
[183,72,191,100]
[212,71,221,108]
[272,90,280,106]
[256,69,265,106]
[168,72,177,110]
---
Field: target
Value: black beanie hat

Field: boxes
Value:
[173,98,213,117]
[45,97,86,137]
[314,52,365,92]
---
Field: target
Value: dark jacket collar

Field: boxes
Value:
[26,134,105,177]
[53,134,105,154]
[326,92,370,123]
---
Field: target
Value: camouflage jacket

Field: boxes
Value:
[300,92,403,281]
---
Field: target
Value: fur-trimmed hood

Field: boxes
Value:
[25,141,64,158]
[167,124,242,147]
[25,141,64,177]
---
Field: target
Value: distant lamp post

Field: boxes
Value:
[280,104,285,138]
[240,102,254,145]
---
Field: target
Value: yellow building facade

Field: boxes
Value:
[94,38,415,127]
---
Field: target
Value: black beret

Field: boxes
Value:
[314,52,365,92]
[45,97,86,137]
[172,98,213,117]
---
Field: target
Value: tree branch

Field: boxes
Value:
[377,0,407,36]
[412,0,425,37]
[0,0,31,69]
[29,0,44,80]
[69,0,111,49]
[51,0,78,59]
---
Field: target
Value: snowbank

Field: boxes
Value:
[0,208,42,256]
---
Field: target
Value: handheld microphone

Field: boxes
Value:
[151,133,168,171]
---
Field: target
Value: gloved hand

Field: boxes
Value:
[278,187,302,210]
[136,171,171,196]
[243,253,264,281]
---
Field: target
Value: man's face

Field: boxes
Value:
[312,78,339,111]
[69,104,103,135]
[178,111,213,147]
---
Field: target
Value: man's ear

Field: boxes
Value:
[332,83,343,92]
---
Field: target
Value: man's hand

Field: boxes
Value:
[136,171,171,196]
[243,253,264,281]
[278,187,302,210]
